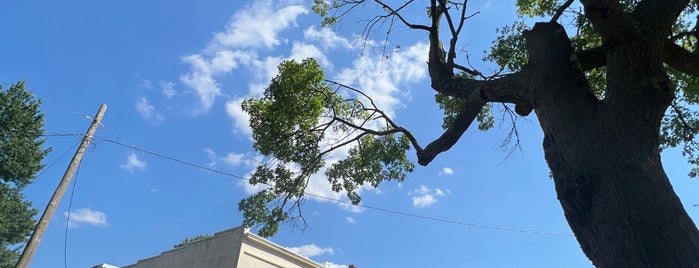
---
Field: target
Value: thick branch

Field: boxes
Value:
[573,40,699,77]
[417,90,484,166]
[633,0,689,34]
[579,0,635,46]
[664,39,699,76]
[550,0,575,23]
[576,46,607,71]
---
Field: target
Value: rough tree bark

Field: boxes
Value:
[527,22,699,267]
[412,0,699,266]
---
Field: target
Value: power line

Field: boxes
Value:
[95,136,574,237]
[0,91,574,237]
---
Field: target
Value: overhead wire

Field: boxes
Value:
[94,136,574,237]
[0,88,574,237]
[63,159,82,268]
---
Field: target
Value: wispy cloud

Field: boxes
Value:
[136,97,165,122]
[345,216,356,224]
[210,1,308,50]
[410,185,449,208]
[303,26,353,50]
[204,148,217,167]
[440,167,454,176]
[120,153,147,173]
[335,42,429,118]
[180,1,307,114]
[223,152,244,167]
[64,208,107,228]
[286,244,334,257]
[160,81,176,98]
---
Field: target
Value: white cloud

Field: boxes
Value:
[180,51,253,114]
[289,42,330,67]
[286,244,334,257]
[440,167,454,176]
[303,26,352,50]
[223,152,244,167]
[411,185,448,209]
[120,153,147,173]
[204,148,217,167]
[137,78,152,89]
[226,98,252,136]
[335,42,429,117]
[160,81,176,98]
[211,1,308,50]
[178,1,308,114]
[135,97,164,122]
[345,216,356,224]
[64,208,107,228]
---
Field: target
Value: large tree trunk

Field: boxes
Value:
[526,23,699,267]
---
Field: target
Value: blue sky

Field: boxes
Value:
[1,0,697,267]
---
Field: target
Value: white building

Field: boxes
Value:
[118,226,326,268]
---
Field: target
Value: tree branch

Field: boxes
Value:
[664,39,699,76]
[374,0,430,31]
[633,0,689,34]
[579,0,635,46]
[417,90,485,165]
[572,39,699,77]
[550,0,575,23]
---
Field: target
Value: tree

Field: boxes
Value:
[240,0,699,266]
[173,234,213,248]
[0,81,48,267]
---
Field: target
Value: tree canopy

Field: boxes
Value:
[0,82,48,267]
[241,0,699,266]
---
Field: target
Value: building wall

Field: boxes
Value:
[122,227,244,268]
[121,226,324,268]
[238,233,324,268]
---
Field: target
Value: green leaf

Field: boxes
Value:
[326,133,414,204]
[240,58,415,236]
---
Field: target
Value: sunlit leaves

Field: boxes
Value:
[238,190,287,237]
[240,58,415,236]
[515,0,560,17]
[326,133,414,204]
[312,0,340,26]
[484,21,529,72]
[243,59,328,167]
[435,92,494,131]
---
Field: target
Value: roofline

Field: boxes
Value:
[243,230,325,268]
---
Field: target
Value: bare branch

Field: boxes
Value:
[374,0,430,31]
[550,0,575,23]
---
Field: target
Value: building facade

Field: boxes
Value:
[121,226,324,268]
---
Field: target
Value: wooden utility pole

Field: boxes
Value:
[16,104,107,268]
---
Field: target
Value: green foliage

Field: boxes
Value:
[0,81,48,266]
[173,234,213,248]
[240,59,414,237]
[515,0,560,17]
[484,21,529,72]
[326,133,414,204]
[435,93,494,131]
[312,0,339,26]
